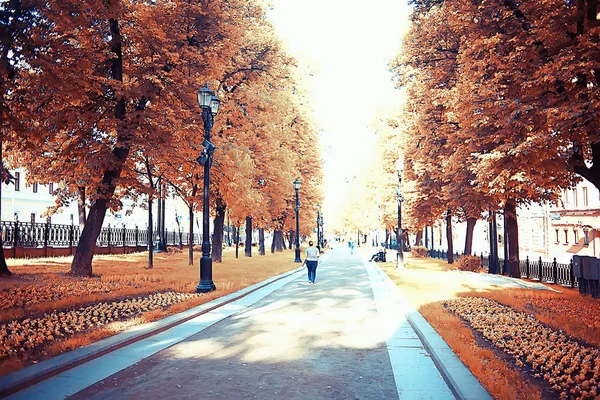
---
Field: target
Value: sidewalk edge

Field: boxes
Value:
[376,265,493,400]
[0,265,304,397]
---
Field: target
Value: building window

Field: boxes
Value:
[583,187,588,206]
[30,213,35,224]
[564,189,569,204]
[573,189,578,206]
[33,182,38,193]
[564,229,569,244]
[555,229,560,243]
[584,229,590,246]
[14,172,20,191]
[574,229,579,243]
[49,183,54,194]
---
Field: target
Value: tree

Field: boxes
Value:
[390,0,594,275]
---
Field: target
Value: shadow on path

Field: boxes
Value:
[69,249,398,400]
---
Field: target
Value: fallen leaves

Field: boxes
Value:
[445,297,600,400]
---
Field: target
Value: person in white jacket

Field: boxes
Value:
[303,241,319,284]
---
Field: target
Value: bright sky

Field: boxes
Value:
[267,0,411,226]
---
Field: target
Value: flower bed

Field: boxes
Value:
[0,291,201,359]
[444,297,600,400]
[0,279,137,311]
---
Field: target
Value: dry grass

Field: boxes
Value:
[0,248,299,375]
[379,254,587,399]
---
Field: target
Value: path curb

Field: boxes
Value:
[376,265,493,400]
[0,265,305,397]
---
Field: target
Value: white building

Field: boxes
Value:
[429,177,600,264]
[1,168,192,232]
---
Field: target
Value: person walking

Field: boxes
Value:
[303,241,319,284]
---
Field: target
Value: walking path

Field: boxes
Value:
[4,248,491,399]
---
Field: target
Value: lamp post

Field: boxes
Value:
[316,204,322,252]
[294,179,302,263]
[395,158,405,269]
[319,210,324,251]
[196,84,220,293]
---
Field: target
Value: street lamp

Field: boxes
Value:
[195,84,220,293]
[395,158,405,269]
[294,179,302,263]
[316,204,322,252]
[319,209,324,251]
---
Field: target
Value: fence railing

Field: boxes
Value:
[428,249,577,289]
[1,221,200,258]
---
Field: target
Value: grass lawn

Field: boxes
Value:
[0,247,300,376]
[380,255,600,400]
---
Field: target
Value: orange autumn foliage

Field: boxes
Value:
[3,0,322,276]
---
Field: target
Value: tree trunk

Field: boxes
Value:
[272,230,284,252]
[489,210,500,274]
[147,198,154,269]
[259,228,265,255]
[446,211,454,264]
[271,229,276,253]
[70,16,128,276]
[282,231,287,250]
[226,211,231,246]
[424,226,429,248]
[415,229,423,246]
[431,226,435,250]
[0,172,10,275]
[587,0,598,24]
[72,201,109,275]
[464,217,476,256]
[235,224,240,259]
[505,200,520,278]
[289,230,295,250]
[503,212,509,275]
[156,181,166,251]
[161,183,166,248]
[0,239,10,276]
[77,186,86,229]
[156,180,162,249]
[188,203,194,265]
[0,2,17,276]
[244,216,252,257]
[212,202,225,262]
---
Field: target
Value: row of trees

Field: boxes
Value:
[394,0,600,276]
[341,0,600,276]
[0,0,323,276]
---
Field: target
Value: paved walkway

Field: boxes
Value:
[5,248,491,399]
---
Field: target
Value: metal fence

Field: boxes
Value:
[1,221,200,257]
[428,249,577,288]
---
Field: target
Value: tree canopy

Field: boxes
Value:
[2,0,323,275]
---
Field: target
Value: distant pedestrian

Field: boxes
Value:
[302,241,319,284]
[350,241,355,255]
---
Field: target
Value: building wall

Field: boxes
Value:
[547,180,600,263]
[433,178,600,263]
[2,168,196,232]
[517,203,549,260]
